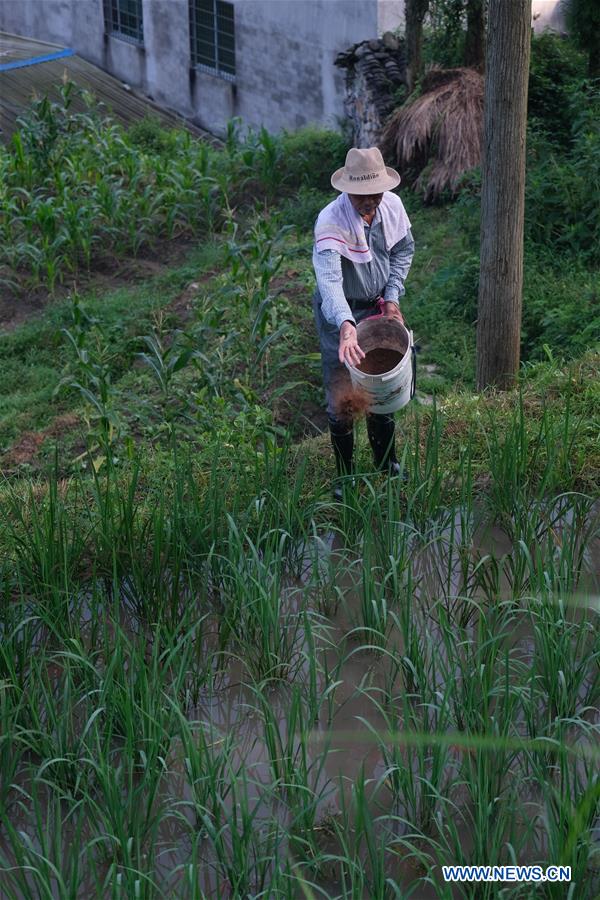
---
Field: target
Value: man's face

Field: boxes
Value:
[348,192,384,217]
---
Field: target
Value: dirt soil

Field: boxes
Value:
[2,413,82,470]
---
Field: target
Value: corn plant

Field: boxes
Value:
[2,83,228,289]
[57,295,124,466]
[135,326,209,424]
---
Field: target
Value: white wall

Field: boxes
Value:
[228,0,377,134]
[377,0,404,35]
[532,0,567,34]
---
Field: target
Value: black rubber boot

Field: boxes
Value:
[329,420,354,501]
[366,413,404,478]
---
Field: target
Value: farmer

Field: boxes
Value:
[312,146,415,499]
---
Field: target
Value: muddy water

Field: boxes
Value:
[157,508,599,895]
[357,346,404,375]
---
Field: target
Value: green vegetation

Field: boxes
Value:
[0,84,346,293]
[0,34,599,897]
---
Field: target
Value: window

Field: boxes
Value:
[103,0,144,45]
[190,0,236,80]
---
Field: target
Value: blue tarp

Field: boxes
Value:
[0,48,74,73]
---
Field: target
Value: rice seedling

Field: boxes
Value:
[301,527,350,617]
[522,493,599,600]
[0,673,28,820]
[172,705,240,834]
[13,655,97,798]
[529,737,600,894]
[2,468,88,604]
[0,783,90,899]
[254,683,334,862]
[351,555,391,650]
[195,766,286,898]
[482,395,584,538]
[83,752,169,891]
[222,525,305,683]
[1,444,598,898]
[404,402,446,531]
[327,769,402,900]
[529,593,599,724]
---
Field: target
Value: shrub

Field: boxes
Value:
[212,123,347,205]
[452,82,600,267]
[127,114,178,155]
[422,2,467,70]
[421,251,480,325]
[276,186,333,235]
[566,0,600,78]
[528,33,587,141]
[278,127,349,193]
[525,86,600,264]
[521,251,600,361]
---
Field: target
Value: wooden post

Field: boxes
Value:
[476,0,532,391]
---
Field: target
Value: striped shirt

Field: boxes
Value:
[313,208,415,329]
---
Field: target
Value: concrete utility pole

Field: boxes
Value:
[476,0,532,391]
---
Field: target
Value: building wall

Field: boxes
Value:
[0,0,388,136]
[230,0,378,134]
[377,0,405,35]
[532,0,566,34]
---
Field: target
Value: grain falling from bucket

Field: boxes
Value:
[332,383,373,420]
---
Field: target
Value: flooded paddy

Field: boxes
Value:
[1,471,599,898]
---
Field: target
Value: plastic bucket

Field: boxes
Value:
[345,317,415,414]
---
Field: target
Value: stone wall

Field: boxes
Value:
[336,33,406,148]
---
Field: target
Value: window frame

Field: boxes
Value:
[103,0,144,46]
[189,0,236,82]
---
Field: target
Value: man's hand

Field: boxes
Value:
[383,301,404,324]
[338,321,365,366]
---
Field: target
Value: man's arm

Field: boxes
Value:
[312,248,356,330]
[313,248,364,366]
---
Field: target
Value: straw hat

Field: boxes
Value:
[331,147,401,194]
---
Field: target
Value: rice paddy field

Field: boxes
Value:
[1,71,599,898]
[1,383,598,897]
